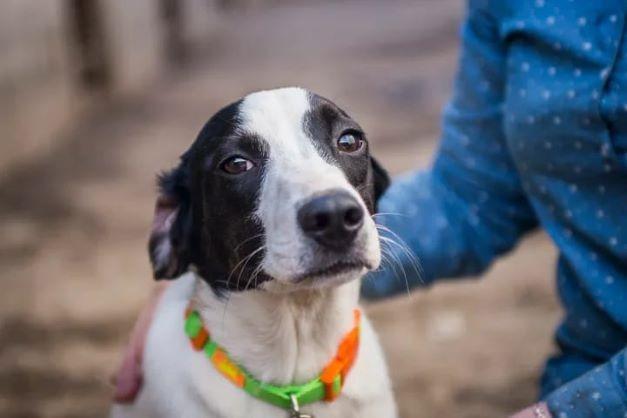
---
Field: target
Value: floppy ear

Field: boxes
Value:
[370,156,390,205]
[148,163,193,280]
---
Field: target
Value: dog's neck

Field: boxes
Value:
[190,275,360,385]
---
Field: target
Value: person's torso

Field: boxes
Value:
[489,0,627,359]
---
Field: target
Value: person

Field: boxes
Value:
[114,1,627,416]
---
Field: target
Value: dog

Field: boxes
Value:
[111,87,397,418]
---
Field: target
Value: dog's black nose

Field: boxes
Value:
[298,191,364,250]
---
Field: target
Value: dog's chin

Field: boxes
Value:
[296,261,372,287]
[261,261,374,293]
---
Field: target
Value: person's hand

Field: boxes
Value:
[510,402,552,418]
[112,282,169,403]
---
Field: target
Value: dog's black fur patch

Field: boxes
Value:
[304,92,390,213]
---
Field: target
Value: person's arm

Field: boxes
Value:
[544,349,627,417]
[113,282,169,402]
[362,1,537,299]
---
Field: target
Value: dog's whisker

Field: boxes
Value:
[225,246,265,290]
[243,261,261,292]
[232,246,265,290]
[377,248,400,282]
[378,237,412,296]
[244,269,256,292]
[376,224,424,280]
[371,211,406,218]
[376,227,424,296]
[245,262,265,292]
[379,247,411,293]
[232,239,263,281]
[233,234,265,253]
[378,234,424,285]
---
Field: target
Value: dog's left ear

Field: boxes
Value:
[370,156,390,205]
[148,161,194,280]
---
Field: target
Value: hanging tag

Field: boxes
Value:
[288,394,314,418]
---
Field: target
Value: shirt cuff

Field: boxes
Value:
[546,350,627,417]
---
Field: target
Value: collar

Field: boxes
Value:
[184,306,361,412]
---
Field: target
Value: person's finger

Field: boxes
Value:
[510,403,552,418]
[112,339,143,403]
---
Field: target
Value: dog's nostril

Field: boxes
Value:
[344,206,363,228]
[314,213,330,230]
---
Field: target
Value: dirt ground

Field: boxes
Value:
[0,1,561,417]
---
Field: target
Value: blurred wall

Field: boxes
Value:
[0,0,220,176]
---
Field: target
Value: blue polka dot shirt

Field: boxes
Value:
[362,1,627,415]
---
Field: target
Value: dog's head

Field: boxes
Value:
[149,87,389,293]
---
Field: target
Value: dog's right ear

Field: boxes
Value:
[370,156,390,205]
[148,162,193,280]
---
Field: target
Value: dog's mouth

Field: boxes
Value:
[293,260,371,283]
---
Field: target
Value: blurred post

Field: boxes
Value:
[0,0,220,177]
[0,1,75,175]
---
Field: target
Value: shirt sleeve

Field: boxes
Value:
[546,349,627,417]
[362,1,537,299]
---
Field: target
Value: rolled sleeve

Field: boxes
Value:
[546,349,627,418]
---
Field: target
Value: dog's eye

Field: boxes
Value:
[220,156,255,174]
[337,132,364,153]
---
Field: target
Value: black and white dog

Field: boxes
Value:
[112,87,397,418]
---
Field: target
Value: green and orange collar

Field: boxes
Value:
[184,306,361,414]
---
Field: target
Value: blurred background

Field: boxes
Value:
[0,0,560,417]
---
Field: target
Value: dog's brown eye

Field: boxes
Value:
[221,156,255,174]
[337,132,364,153]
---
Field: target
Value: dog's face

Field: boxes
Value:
[149,87,389,293]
